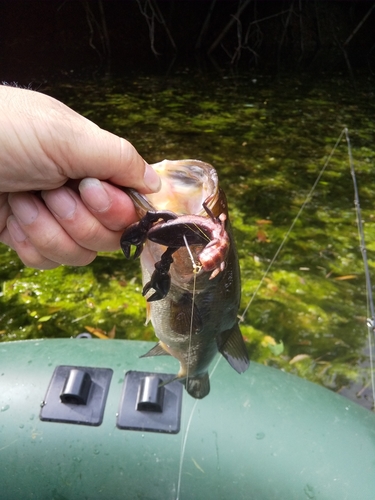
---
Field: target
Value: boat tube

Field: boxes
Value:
[1,338,375,499]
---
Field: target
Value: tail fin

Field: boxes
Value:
[185,372,210,399]
[157,372,210,399]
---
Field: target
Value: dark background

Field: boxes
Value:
[1,0,375,82]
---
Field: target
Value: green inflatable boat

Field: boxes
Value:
[1,338,375,499]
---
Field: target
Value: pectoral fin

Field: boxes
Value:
[218,323,250,373]
[140,342,171,358]
[145,302,151,325]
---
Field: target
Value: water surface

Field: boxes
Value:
[1,73,374,408]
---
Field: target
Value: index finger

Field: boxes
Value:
[78,178,139,231]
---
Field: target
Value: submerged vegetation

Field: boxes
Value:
[1,73,374,408]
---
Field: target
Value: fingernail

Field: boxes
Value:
[42,188,77,219]
[7,216,27,243]
[78,178,111,212]
[143,163,161,192]
[9,193,39,225]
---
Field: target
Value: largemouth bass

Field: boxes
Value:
[121,159,249,399]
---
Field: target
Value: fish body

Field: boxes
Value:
[121,159,249,398]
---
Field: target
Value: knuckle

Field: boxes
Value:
[17,247,59,270]
[68,251,96,267]
[74,221,119,252]
[28,229,96,266]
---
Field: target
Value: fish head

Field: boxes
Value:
[128,159,226,218]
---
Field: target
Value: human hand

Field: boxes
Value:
[0,85,160,269]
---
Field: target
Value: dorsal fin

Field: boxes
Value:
[218,323,250,373]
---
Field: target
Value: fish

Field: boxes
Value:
[120,159,249,399]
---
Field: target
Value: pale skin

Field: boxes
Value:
[0,85,161,269]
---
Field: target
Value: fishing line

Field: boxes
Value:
[204,127,375,410]
[208,131,348,389]
[175,235,201,500]
[234,127,374,408]
[345,128,375,408]
[175,399,199,500]
[182,232,201,390]
[175,129,375,497]
[173,128,374,499]
[182,222,211,243]
[238,128,346,324]
[346,128,375,329]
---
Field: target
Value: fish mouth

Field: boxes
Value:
[128,159,220,216]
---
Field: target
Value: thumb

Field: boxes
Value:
[2,86,161,194]
[50,108,161,193]
[66,123,161,193]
